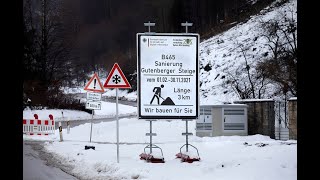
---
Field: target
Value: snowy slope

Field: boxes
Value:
[199,0,296,104]
[60,0,296,106]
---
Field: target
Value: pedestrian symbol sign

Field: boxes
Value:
[104,63,131,88]
[84,73,105,93]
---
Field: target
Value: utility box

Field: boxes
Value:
[196,104,248,137]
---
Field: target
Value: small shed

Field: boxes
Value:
[196,104,248,137]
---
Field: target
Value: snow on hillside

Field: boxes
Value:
[60,0,296,106]
[103,89,137,101]
[199,0,297,105]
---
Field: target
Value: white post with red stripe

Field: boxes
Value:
[59,121,63,141]
[23,114,55,135]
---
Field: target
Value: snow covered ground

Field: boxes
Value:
[23,107,297,180]
[23,101,137,121]
[23,84,297,179]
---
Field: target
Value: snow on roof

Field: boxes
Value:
[288,97,297,101]
[200,104,248,108]
[234,99,274,102]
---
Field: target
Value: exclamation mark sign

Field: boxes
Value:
[93,79,96,89]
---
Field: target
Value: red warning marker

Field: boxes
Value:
[84,73,105,92]
[104,63,131,88]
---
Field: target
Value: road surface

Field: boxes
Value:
[24,141,78,180]
[55,97,137,129]
[55,114,136,129]
[24,98,136,179]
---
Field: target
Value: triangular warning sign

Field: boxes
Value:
[104,63,131,88]
[84,73,105,92]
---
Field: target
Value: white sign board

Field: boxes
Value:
[86,92,102,101]
[137,33,199,119]
[86,101,101,110]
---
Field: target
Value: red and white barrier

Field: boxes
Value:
[23,114,55,135]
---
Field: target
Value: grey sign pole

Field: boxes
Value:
[143,21,157,155]
[186,120,189,152]
[182,119,193,152]
[90,110,94,142]
[181,21,193,33]
[116,88,119,163]
[181,21,194,152]
[144,21,155,33]
[145,120,157,154]
[149,120,152,153]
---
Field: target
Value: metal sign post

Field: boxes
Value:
[182,119,193,152]
[148,120,153,154]
[175,22,200,162]
[181,21,193,33]
[182,21,192,153]
[60,111,66,138]
[145,119,157,154]
[83,73,105,150]
[90,110,94,142]
[144,21,155,33]
[116,88,119,163]
[103,63,131,163]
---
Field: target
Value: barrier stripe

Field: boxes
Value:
[23,114,55,136]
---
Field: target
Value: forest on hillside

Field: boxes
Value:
[23,0,293,108]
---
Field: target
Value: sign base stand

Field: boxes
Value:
[139,120,165,163]
[176,119,200,163]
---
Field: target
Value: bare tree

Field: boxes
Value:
[257,3,297,97]
[223,40,270,100]
[23,0,75,106]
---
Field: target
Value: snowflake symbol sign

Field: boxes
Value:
[112,75,121,84]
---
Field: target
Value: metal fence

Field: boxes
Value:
[274,101,289,140]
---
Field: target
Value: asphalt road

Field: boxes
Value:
[24,141,79,179]
[55,97,137,130]
[74,93,137,107]
[55,114,136,129]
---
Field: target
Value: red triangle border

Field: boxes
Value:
[84,73,105,92]
[104,63,131,88]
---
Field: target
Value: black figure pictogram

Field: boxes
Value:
[150,84,164,105]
